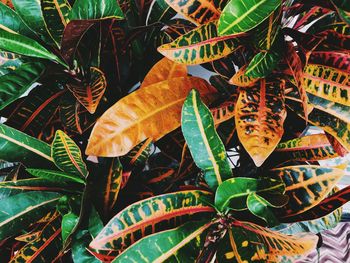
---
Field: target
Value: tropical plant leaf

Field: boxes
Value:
[0,2,33,36]
[69,0,124,20]
[229,65,259,87]
[0,191,61,240]
[51,130,88,178]
[332,0,350,12]
[9,212,63,262]
[121,138,153,171]
[272,165,345,217]
[274,134,338,163]
[62,212,79,243]
[182,89,232,190]
[218,0,282,36]
[26,168,85,184]
[140,57,187,88]
[89,190,214,251]
[0,62,45,110]
[67,67,107,114]
[0,29,65,66]
[217,219,318,262]
[245,50,280,78]
[214,177,284,212]
[325,132,349,156]
[210,99,236,125]
[308,51,350,73]
[235,79,286,167]
[0,123,53,168]
[113,220,212,262]
[86,76,216,157]
[158,21,242,65]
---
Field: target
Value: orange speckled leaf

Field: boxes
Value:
[140,57,187,88]
[235,79,286,167]
[229,65,259,87]
[86,76,217,157]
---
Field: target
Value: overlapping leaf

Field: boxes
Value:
[235,79,286,167]
[69,0,124,20]
[182,89,232,190]
[90,190,214,251]
[158,21,242,65]
[229,65,259,87]
[86,76,217,157]
[0,2,33,36]
[245,50,280,78]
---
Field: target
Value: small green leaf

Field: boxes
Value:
[62,212,79,242]
[247,192,279,227]
[26,169,86,184]
[245,50,280,78]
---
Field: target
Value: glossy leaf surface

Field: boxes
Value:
[26,168,85,184]
[69,0,124,20]
[245,50,280,78]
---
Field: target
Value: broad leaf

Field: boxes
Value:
[26,168,85,184]
[0,2,33,36]
[0,123,53,168]
[0,191,61,240]
[235,79,286,167]
[0,62,45,110]
[272,165,345,217]
[0,29,65,66]
[62,212,79,243]
[218,0,282,36]
[214,177,284,212]
[210,99,236,125]
[69,0,124,20]
[217,219,318,262]
[90,190,214,251]
[86,76,216,157]
[113,220,212,262]
[182,89,232,190]
[140,57,187,88]
[229,65,259,87]
[52,130,88,178]
[158,21,242,65]
[245,50,280,78]
[67,67,107,114]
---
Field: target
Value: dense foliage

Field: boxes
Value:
[0,0,349,262]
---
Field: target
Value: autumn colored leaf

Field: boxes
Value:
[235,79,286,167]
[229,65,259,87]
[86,76,217,157]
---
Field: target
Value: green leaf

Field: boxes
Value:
[0,62,45,110]
[245,50,280,78]
[0,123,53,168]
[113,220,212,263]
[0,2,34,36]
[0,29,66,66]
[51,130,88,178]
[62,212,79,242]
[72,230,101,263]
[0,191,61,240]
[181,89,232,190]
[69,0,124,20]
[26,168,86,184]
[218,0,282,36]
[214,177,285,212]
[332,0,350,12]
[247,192,280,227]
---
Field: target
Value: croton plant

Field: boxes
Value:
[0,0,349,262]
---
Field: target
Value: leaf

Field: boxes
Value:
[86,76,217,157]
[0,62,45,110]
[274,134,338,163]
[217,219,318,262]
[51,130,88,178]
[26,168,85,184]
[121,138,153,170]
[0,191,61,240]
[69,0,124,20]
[0,29,65,66]
[158,21,242,65]
[0,2,33,36]
[332,0,350,12]
[113,220,212,262]
[210,99,236,125]
[12,0,58,46]
[308,51,350,74]
[218,0,282,36]
[272,165,345,217]
[247,192,280,227]
[182,89,232,190]
[41,0,72,44]
[303,63,350,106]
[214,177,284,212]
[0,178,73,193]
[235,79,286,167]
[89,190,214,251]
[72,230,101,263]
[325,132,349,157]
[229,65,259,87]
[164,0,226,24]
[67,67,107,114]
[140,57,187,88]
[0,123,53,168]
[245,50,280,78]
[62,212,79,242]
[9,213,63,263]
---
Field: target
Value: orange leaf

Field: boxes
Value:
[86,77,217,157]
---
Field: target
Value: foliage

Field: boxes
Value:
[0,0,350,262]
